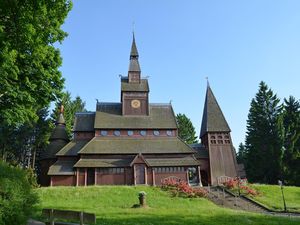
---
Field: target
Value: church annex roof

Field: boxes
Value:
[78,137,195,155]
[48,160,76,175]
[56,140,90,156]
[73,112,95,132]
[94,103,177,129]
[200,85,231,138]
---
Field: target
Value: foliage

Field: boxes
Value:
[281,96,300,186]
[161,178,208,198]
[0,108,52,167]
[221,178,259,196]
[251,184,300,213]
[0,0,72,126]
[0,161,39,225]
[51,91,87,139]
[244,81,284,184]
[34,186,300,225]
[176,113,198,144]
[236,143,246,164]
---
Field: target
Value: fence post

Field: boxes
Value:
[50,209,54,225]
[80,211,84,225]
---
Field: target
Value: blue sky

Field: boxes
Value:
[57,0,300,148]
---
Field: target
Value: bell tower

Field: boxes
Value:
[200,84,237,185]
[121,34,149,116]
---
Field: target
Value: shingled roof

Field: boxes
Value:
[200,85,231,138]
[48,160,76,175]
[73,112,95,132]
[56,140,89,156]
[94,103,177,129]
[145,156,199,167]
[74,158,134,168]
[78,137,195,154]
[121,78,149,92]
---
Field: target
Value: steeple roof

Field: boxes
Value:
[128,33,141,72]
[130,33,139,58]
[200,84,231,138]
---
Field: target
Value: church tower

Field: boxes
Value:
[121,34,149,116]
[200,84,237,185]
[39,106,69,186]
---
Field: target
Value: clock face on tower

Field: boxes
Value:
[131,99,141,108]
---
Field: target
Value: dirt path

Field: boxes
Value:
[27,219,45,225]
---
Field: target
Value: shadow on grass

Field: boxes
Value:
[96,213,300,225]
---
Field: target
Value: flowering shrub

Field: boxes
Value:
[222,178,259,196]
[161,178,207,198]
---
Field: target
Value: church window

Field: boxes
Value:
[225,135,230,139]
[218,135,223,139]
[218,140,223,144]
[100,130,108,136]
[211,135,216,139]
[166,130,173,136]
[225,140,231,144]
[211,140,217,144]
[127,130,134,136]
[140,130,147,136]
[114,130,121,136]
[153,130,160,136]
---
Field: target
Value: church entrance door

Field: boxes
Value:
[135,164,145,185]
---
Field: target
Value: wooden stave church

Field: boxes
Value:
[39,35,238,187]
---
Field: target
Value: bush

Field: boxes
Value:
[222,178,259,196]
[162,178,207,198]
[0,161,39,225]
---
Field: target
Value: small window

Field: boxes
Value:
[114,130,121,136]
[140,130,147,136]
[218,135,223,139]
[153,130,160,136]
[211,135,216,139]
[100,130,108,136]
[218,140,223,144]
[166,130,173,136]
[128,130,134,136]
[211,140,216,144]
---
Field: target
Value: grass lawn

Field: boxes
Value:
[251,184,300,213]
[34,186,300,225]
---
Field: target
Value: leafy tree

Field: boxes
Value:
[51,92,87,138]
[282,96,300,185]
[237,143,246,164]
[244,81,284,184]
[0,161,38,225]
[176,113,198,144]
[0,0,72,126]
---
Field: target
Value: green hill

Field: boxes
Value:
[35,186,299,225]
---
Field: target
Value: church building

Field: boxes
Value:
[39,35,238,187]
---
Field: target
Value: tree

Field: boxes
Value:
[236,143,246,164]
[51,92,87,138]
[176,113,198,144]
[0,0,72,126]
[282,96,300,185]
[244,81,284,184]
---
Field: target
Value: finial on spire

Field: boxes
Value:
[130,31,139,59]
[60,105,64,114]
[205,77,210,87]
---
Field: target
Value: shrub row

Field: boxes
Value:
[161,178,208,198]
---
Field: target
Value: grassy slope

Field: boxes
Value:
[251,184,300,212]
[35,186,300,225]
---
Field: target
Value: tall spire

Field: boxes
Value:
[200,84,231,138]
[130,32,139,59]
[128,33,141,82]
[56,105,66,125]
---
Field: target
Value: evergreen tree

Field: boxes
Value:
[282,96,300,185]
[51,92,87,139]
[176,113,198,144]
[237,143,246,164]
[245,81,284,184]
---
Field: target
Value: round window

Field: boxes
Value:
[127,130,134,136]
[100,130,108,136]
[166,130,173,136]
[153,130,160,136]
[114,130,121,136]
[140,130,147,136]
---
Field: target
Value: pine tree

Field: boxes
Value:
[237,143,246,164]
[245,81,284,184]
[282,96,300,185]
[176,113,198,144]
